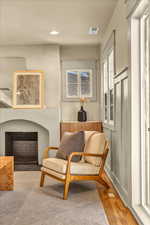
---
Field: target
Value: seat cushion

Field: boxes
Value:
[41,167,66,180]
[56,131,85,162]
[84,132,106,166]
[42,158,100,175]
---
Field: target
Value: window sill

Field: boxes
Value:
[62,97,97,102]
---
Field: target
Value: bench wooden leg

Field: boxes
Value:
[98,177,109,189]
[63,180,70,200]
[40,171,45,187]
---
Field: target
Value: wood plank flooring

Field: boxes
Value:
[97,173,139,225]
[0,156,14,190]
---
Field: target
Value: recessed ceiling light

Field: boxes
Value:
[89,27,99,35]
[49,30,59,35]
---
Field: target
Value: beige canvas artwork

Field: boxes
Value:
[16,75,40,105]
[13,71,44,109]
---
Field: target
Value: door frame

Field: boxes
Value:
[128,0,150,223]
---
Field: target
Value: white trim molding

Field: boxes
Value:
[128,0,150,224]
[126,0,149,18]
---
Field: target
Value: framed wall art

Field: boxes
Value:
[13,70,44,109]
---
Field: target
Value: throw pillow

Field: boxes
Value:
[56,131,85,162]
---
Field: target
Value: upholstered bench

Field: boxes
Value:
[40,131,109,199]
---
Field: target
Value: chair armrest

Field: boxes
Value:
[68,152,104,162]
[65,152,104,178]
[66,142,109,178]
[43,146,58,159]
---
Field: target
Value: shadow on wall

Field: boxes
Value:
[0,57,26,90]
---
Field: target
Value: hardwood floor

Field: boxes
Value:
[97,173,139,225]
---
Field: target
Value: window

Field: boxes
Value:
[108,50,114,122]
[62,60,97,101]
[66,70,92,98]
[104,60,108,121]
[102,31,115,125]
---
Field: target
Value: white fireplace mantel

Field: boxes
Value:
[0,107,60,146]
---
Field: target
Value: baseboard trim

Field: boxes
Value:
[105,167,129,206]
[128,207,144,225]
[129,205,150,225]
[105,168,145,225]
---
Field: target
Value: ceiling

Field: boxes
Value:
[0,0,118,46]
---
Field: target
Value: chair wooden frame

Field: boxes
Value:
[40,142,109,200]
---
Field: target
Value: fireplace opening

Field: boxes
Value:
[5,132,38,169]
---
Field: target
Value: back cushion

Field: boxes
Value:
[56,131,85,162]
[84,131,97,143]
[84,132,106,166]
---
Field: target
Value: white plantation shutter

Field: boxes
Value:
[80,71,91,97]
[67,71,79,97]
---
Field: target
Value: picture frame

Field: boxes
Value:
[13,70,44,109]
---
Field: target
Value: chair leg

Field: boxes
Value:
[40,171,45,187]
[98,177,109,189]
[63,180,70,200]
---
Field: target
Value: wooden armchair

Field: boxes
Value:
[40,131,109,200]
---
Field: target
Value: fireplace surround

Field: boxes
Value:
[0,111,59,166]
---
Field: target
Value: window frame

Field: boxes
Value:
[102,30,116,127]
[65,69,93,99]
[61,60,97,102]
